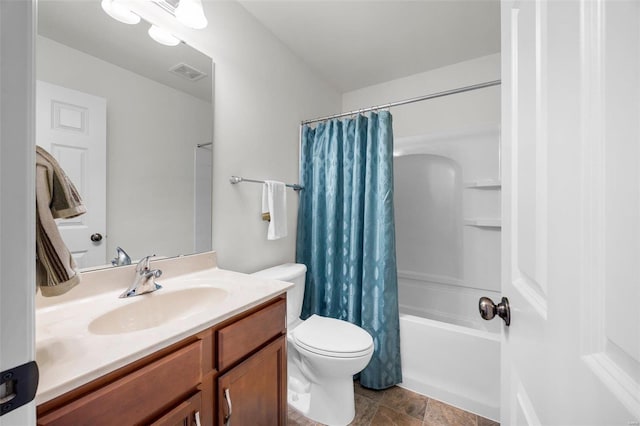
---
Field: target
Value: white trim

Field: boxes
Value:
[583,353,640,420]
[533,0,549,297]
[393,124,500,157]
[512,277,548,320]
[0,0,36,424]
[396,269,464,287]
[579,0,607,358]
[516,381,542,426]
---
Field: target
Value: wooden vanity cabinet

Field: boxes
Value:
[36,295,287,426]
[150,392,203,426]
[217,336,286,426]
[215,297,287,426]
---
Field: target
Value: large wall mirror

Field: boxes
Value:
[37,1,214,269]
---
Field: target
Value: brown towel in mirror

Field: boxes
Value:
[35,146,86,296]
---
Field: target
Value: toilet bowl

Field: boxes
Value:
[252,264,374,426]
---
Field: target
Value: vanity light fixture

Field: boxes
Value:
[100,0,140,25]
[148,24,181,47]
[174,0,208,29]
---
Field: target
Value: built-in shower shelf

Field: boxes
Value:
[464,219,502,228]
[464,179,502,189]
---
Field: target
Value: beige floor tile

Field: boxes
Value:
[288,417,319,426]
[477,417,500,426]
[348,393,379,426]
[379,385,428,420]
[288,405,319,426]
[354,381,386,402]
[423,399,477,426]
[370,405,422,426]
[288,385,487,426]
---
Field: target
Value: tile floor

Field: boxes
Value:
[287,382,500,426]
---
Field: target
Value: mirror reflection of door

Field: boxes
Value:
[36,80,107,268]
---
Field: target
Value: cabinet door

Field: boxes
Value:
[218,336,286,426]
[151,392,202,426]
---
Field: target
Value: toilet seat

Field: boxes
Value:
[292,315,373,358]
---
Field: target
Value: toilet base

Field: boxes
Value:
[288,376,356,426]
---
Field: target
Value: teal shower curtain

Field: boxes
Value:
[296,111,402,389]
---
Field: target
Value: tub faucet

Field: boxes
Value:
[111,246,132,266]
[119,255,163,298]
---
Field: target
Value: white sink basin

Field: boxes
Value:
[88,286,228,335]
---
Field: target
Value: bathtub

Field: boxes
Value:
[398,298,500,421]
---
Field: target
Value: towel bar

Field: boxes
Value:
[229,176,303,191]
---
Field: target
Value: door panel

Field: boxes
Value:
[36,81,106,268]
[602,0,640,365]
[502,0,640,424]
[502,1,549,423]
[580,0,640,415]
[511,0,548,317]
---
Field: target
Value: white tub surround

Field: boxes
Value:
[394,127,501,422]
[35,251,293,404]
[399,313,499,421]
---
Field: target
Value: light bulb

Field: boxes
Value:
[148,25,180,47]
[175,0,208,30]
[101,0,140,25]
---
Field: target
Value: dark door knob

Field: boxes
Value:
[479,296,510,326]
[90,233,103,242]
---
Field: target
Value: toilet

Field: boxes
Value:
[253,263,374,426]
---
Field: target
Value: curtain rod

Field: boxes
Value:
[229,175,303,191]
[301,79,501,126]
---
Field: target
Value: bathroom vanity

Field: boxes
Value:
[34,252,290,425]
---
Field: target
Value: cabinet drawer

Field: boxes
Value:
[151,391,202,426]
[217,298,286,370]
[38,341,202,426]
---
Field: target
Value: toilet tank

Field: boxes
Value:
[252,263,307,328]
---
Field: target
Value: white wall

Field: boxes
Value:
[129,2,342,273]
[343,54,500,137]
[343,54,501,326]
[36,35,212,263]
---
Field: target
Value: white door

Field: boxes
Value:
[36,81,107,268]
[501,0,640,424]
[0,1,36,424]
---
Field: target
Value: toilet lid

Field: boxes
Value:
[292,315,373,358]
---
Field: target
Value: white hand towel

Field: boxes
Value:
[262,181,287,240]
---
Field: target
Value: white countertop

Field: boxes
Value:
[35,253,292,405]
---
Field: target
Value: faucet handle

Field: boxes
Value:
[135,255,156,273]
[143,269,162,279]
[111,246,132,267]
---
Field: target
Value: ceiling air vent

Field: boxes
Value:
[169,63,207,82]
[153,0,179,15]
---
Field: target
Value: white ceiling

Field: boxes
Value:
[238,0,501,93]
[38,1,499,98]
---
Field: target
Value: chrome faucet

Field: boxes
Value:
[111,246,132,267]
[119,255,163,298]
